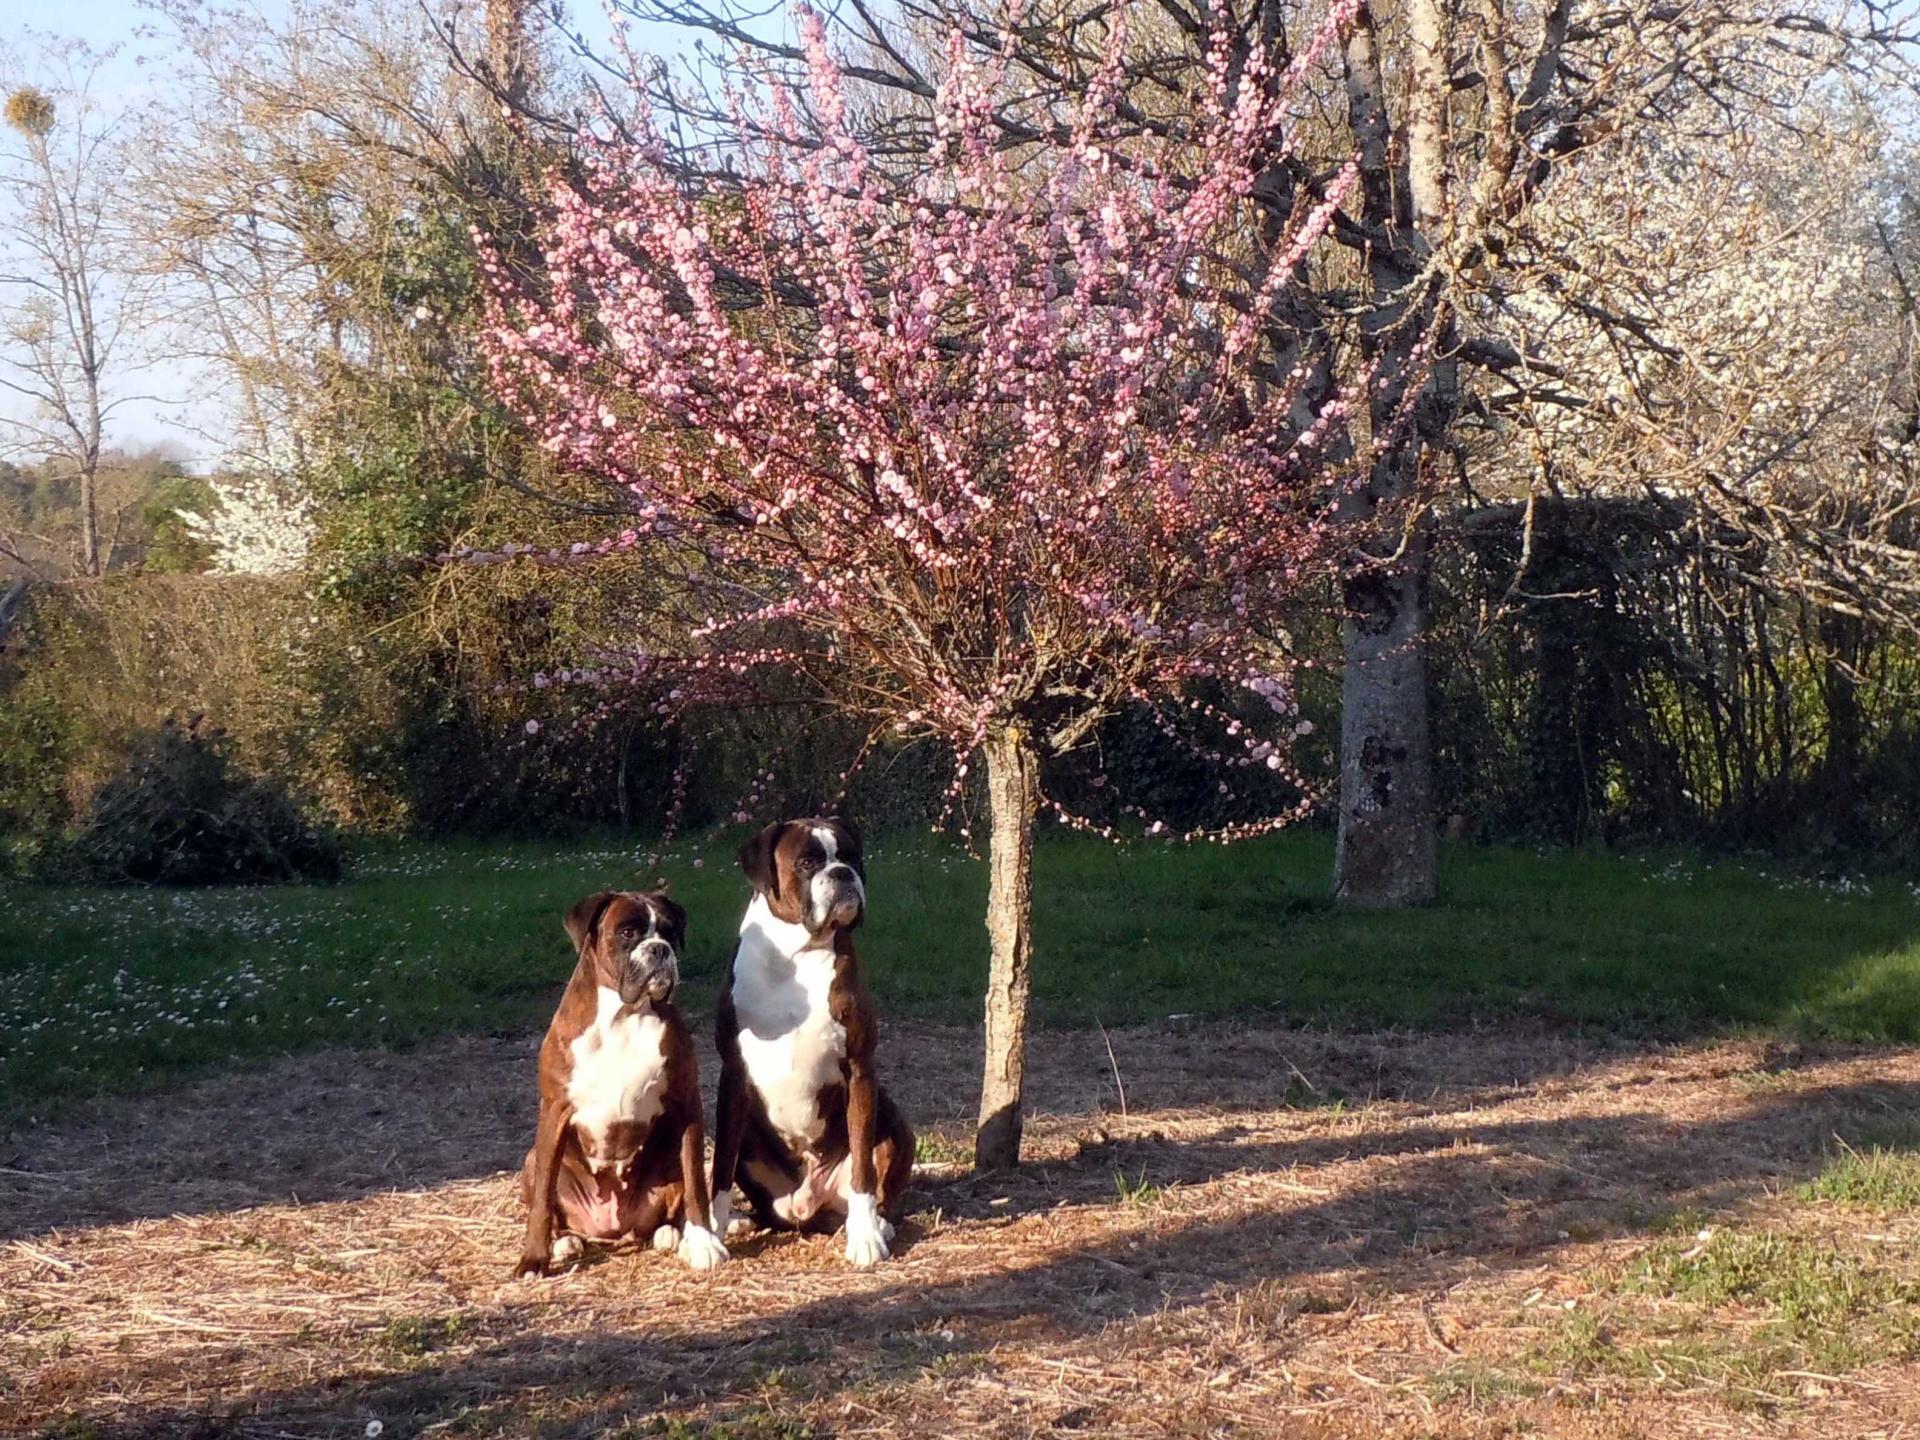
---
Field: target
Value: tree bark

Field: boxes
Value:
[1817,607,1864,845]
[975,721,1038,1171]
[78,464,101,576]
[1336,488,1439,905]
[485,0,534,109]
[1333,0,1447,907]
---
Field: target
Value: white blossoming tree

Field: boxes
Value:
[185,471,315,576]
[1478,86,1920,621]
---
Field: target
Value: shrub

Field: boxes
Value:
[66,719,341,885]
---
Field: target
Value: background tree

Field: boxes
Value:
[1431,83,1920,847]
[120,0,663,834]
[1481,89,1919,624]
[0,55,154,578]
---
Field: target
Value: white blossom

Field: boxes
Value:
[186,473,316,575]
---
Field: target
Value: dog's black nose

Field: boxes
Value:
[636,938,673,967]
[823,863,855,882]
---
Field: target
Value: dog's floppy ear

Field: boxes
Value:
[737,821,786,898]
[563,891,617,952]
[649,890,687,943]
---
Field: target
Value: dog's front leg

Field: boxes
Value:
[516,1100,572,1277]
[673,1117,729,1270]
[842,1059,893,1266]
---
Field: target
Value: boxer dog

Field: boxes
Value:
[710,819,914,1266]
[515,889,728,1276]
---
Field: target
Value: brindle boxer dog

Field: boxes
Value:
[516,889,727,1276]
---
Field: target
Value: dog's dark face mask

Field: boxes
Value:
[737,818,866,935]
[564,889,688,1007]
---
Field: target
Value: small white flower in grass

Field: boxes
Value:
[367,1422,384,1439]
[525,719,541,735]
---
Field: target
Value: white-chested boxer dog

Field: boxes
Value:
[515,889,728,1276]
[709,819,914,1266]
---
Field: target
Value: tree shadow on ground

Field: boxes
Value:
[67,1069,1920,1439]
[0,1019,1736,1243]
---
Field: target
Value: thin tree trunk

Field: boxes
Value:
[1818,608,1863,843]
[975,721,1037,1171]
[78,464,101,576]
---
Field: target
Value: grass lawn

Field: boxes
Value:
[4,830,1920,1120]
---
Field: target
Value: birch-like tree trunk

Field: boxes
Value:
[2,81,119,578]
[976,721,1038,1171]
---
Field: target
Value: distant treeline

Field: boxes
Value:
[6,489,1918,869]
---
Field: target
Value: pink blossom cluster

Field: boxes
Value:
[477,5,1402,839]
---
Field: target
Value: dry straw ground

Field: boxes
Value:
[5,1021,1920,1439]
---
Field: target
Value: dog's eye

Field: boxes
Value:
[617,924,639,941]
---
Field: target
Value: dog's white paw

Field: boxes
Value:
[551,1234,585,1268]
[843,1192,891,1268]
[651,1224,678,1253]
[678,1222,729,1272]
[726,1216,756,1238]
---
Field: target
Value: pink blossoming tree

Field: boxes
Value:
[478,4,1415,1167]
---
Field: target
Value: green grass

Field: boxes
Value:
[5,830,1920,1119]
[1799,1128,1920,1211]
[631,1418,814,1440]
[1112,1165,1164,1207]
[1501,1226,1920,1402]
[1631,1229,1905,1329]
[377,1312,477,1359]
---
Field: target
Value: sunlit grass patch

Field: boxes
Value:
[1799,1133,1920,1211]
[1632,1228,1900,1325]
[1520,1308,1796,1407]
[630,1415,816,1440]
[912,1131,972,1167]
[1637,1204,1718,1236]
[1475,1221,1920,1416]
[1424,1363,1543,1407]
[1617,1227,1919,1386]
[1111,1165,1164,1207]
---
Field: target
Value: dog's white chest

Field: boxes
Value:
[732,939,846,1152]
[566,989,669,1148]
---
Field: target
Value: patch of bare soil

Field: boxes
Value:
[4,1022,1920,1439]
